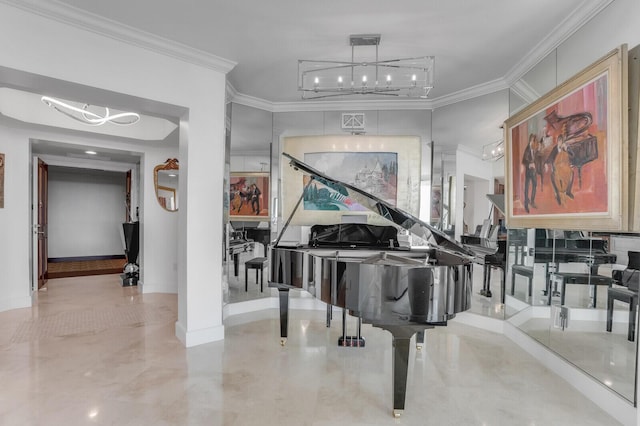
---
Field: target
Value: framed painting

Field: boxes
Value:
[282,135,421,226]
[430,185,441,222]
[505,45,628,231]
[229,172,270,221]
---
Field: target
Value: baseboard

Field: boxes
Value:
[0,295,32,313]
[48,254,126,262]
[175,321,225,348]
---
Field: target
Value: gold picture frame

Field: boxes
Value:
[504,45,628,231]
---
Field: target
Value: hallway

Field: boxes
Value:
[0,275,621,425]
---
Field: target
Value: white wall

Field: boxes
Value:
[0,3,229,348]
[0,125,32,311]
[48,167,126,258]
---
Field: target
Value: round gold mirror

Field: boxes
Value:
[154,158,179,211]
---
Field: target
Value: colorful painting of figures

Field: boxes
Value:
[510,73,608,217]
[303,152,397,211]
[230,173,269,221]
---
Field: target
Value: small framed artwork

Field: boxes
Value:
[430,185,441,222]
[230,172,269,221]
[505,45,628,231]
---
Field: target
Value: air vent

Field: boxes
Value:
[341,113,365,132]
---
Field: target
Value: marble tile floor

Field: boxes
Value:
[0,274,622,425]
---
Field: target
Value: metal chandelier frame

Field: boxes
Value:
[298,34,434,100]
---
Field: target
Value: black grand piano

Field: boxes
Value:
[269,153,475,417]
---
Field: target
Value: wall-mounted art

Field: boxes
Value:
[230,172,270,221]
[505,45,628,231]
[430,185,441,222]
[303,151,398,210]
[282,135,421,226]
[0,153,4,208]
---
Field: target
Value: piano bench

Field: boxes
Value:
[548,272,612,307]
[606,287,638,341]
[511,265,533,298]
[245,257,268,292]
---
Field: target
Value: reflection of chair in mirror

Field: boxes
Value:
[607,251,640,341]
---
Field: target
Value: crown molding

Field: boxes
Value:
[0,0,236,74]
[230,78,510,113]
[504,0,613,85]
[510,78,540,106]
[430,78,509,110]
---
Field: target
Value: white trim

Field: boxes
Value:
[503,0,614,86]
[0,0,236,74]
[37,154,138,172]
[175,321,225,348]
[510,78,541,106]
[504,321,636,426]
[451,311,504,334]
[0,295,32,313]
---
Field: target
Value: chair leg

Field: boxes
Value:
[511,271,515,295]
[606,294,614,332]
[560,280,566,306]
[528,276,532,298]
[628,298,637,342]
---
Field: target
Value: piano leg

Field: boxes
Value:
[278,288,289,346]
[415,330,424,350]
[326,304,332,328]
[376,325,429,417]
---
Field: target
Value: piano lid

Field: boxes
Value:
[485,194,505,216]
[279,152,474,258]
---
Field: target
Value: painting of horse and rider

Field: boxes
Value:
[509,73,608,218]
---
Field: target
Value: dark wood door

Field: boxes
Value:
[37,158,48,289]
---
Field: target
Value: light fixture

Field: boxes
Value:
[41,96,140,126]
[482,140,505,161]
[298,34,434,99]
[84,150,97,155]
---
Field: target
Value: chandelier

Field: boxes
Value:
[482,140,505,161]
[41,96,140,126]
[298,34,434,99]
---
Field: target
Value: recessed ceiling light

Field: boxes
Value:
[85,150,97,155]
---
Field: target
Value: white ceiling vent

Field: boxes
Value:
[341,113,365,132]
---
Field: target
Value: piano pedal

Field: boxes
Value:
[280,338,287,346]
[480,289,492,298]
[338,336,365,347]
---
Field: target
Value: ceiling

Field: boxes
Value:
[1,0,612,160]
[47,0,606,105]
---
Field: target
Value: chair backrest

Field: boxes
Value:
[628,251,640,271]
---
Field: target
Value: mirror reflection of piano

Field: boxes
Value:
[533,230,616,307]
[269,153,475,417]
[461,222,506,301]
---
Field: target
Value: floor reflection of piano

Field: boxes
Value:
[269,153,474,417]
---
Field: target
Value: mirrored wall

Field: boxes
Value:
[505,47,639,404]
[505,229,639,402]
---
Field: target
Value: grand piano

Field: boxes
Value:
[269,153,475,417]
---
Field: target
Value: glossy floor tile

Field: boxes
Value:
[0,274,622,425]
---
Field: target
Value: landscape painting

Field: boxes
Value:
[303,152,397,211]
